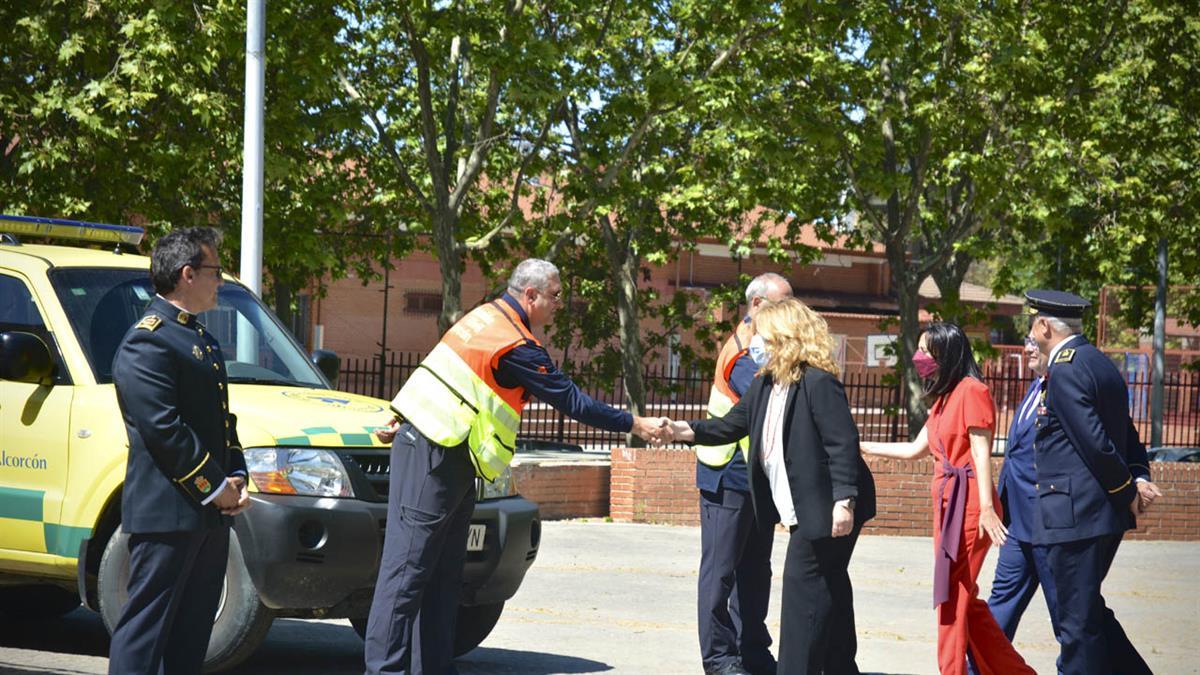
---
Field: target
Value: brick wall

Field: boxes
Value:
[511,462,610,520]
[606,447,1200,541]
[610,448,701,525]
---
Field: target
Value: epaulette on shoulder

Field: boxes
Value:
[1054,348,1076,364]
[135,315,162,332]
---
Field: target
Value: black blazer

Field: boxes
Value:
[691,367,876,540]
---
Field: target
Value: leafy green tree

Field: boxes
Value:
[337,0,574,334]
[990,0,1199,339]
[0,1,386,322]
[527,1,786,443]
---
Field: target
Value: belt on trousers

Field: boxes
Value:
[933,457,975,608]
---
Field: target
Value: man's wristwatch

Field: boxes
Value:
[839,497,856,512]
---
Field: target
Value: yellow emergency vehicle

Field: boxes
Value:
[0,215,540,670]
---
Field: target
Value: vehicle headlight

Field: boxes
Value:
[478,464,518,500]
[245,447,354,498]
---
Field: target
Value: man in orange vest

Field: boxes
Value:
[696,272,792,675]
[365,258,669,675]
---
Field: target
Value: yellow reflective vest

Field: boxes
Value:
[695,321,753,467]
[391,300,536,481]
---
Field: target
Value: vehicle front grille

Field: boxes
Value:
[342,449,390,501]
[342,450,488,503]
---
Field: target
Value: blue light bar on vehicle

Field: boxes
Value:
[0,213,145,246]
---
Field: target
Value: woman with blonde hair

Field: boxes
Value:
[671,297,876,674]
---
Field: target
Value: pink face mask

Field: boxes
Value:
[912,350,939,379]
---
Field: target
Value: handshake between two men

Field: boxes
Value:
[630,416,693,447]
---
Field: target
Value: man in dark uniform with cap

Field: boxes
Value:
[1024,289,1162,675]
[107,227,250,675]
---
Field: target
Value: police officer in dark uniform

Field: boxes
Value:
[108,227,250,675]
[1025,289,1161,675]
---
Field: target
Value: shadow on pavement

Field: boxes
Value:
[0,608,109,658]
[458,646,612,674]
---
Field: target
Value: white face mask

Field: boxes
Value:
[748,334,770,366]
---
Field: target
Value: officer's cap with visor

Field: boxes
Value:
[1023,289,1091,319]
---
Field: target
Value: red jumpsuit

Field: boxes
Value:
[927,377,1034,675]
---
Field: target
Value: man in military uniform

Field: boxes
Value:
[1024,289,1162,675]
[365,258,669,675]
[107,227,250,675]
[695,272,791,675]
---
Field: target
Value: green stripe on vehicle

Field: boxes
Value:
[339,433,373,446]
[0,486,43,521]
[274,436,312,446]
[43,523,91,558]
[301,426,337,435]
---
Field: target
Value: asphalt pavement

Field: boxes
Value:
[1,521,1196,674]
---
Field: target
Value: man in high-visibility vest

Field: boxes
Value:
[696,272,792,675]
[364,258,668,675]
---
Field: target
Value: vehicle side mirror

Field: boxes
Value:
[0,331,55,384]
[311,349,340,388]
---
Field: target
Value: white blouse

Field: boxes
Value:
[760,382,798,528]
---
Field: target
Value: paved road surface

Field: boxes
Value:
[1,521,1196,674]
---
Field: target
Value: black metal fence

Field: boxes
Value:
[338,351,1200,448]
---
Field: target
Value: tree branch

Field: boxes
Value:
[338,73,432,212]
[401,9,450,210]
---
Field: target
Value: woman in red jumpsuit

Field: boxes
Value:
[862,323,1034,675]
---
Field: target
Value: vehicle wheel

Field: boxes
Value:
[350,601,504,657]
[452,601,504,656]
[0,584,80,619]
[98,526,275,672]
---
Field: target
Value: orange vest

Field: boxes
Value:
[712,320,754,403]
[695,319,754,467]
[439,300,539,415]
[391,299,540,480]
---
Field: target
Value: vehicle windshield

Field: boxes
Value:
[48,268,327,388]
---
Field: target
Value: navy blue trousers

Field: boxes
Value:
[698,487,775,673]
[986,536,1061,642]
[364,424,476,675]
[107,527,230,675]
[1047,534,1150,675]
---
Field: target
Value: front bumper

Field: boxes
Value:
[234,493,540,617]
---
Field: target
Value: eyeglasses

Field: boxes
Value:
[1024,336,1038,348]
[192,264,223,276]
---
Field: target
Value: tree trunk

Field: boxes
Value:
[889,246,928,437]
[272,279,294,340]
[931,250,973,325]
[601,218,647,448]
[433,209,464,336]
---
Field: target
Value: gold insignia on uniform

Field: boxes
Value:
[193,345,203,360]
[1055,348,1076,364]
[194,475,212,494]
[135,315,162,331]
[177,310,192,324]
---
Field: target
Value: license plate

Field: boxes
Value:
[467,524,486,552]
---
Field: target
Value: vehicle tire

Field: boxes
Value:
[97,526,275,672]
[452,601,505,656]
[350,601,504,657]
[0,584,80,619]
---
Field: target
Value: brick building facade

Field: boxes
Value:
[305,229,1025,372]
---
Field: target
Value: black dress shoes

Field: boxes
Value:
[704,661,752,675]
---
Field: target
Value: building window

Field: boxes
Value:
[405,292,443,315]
